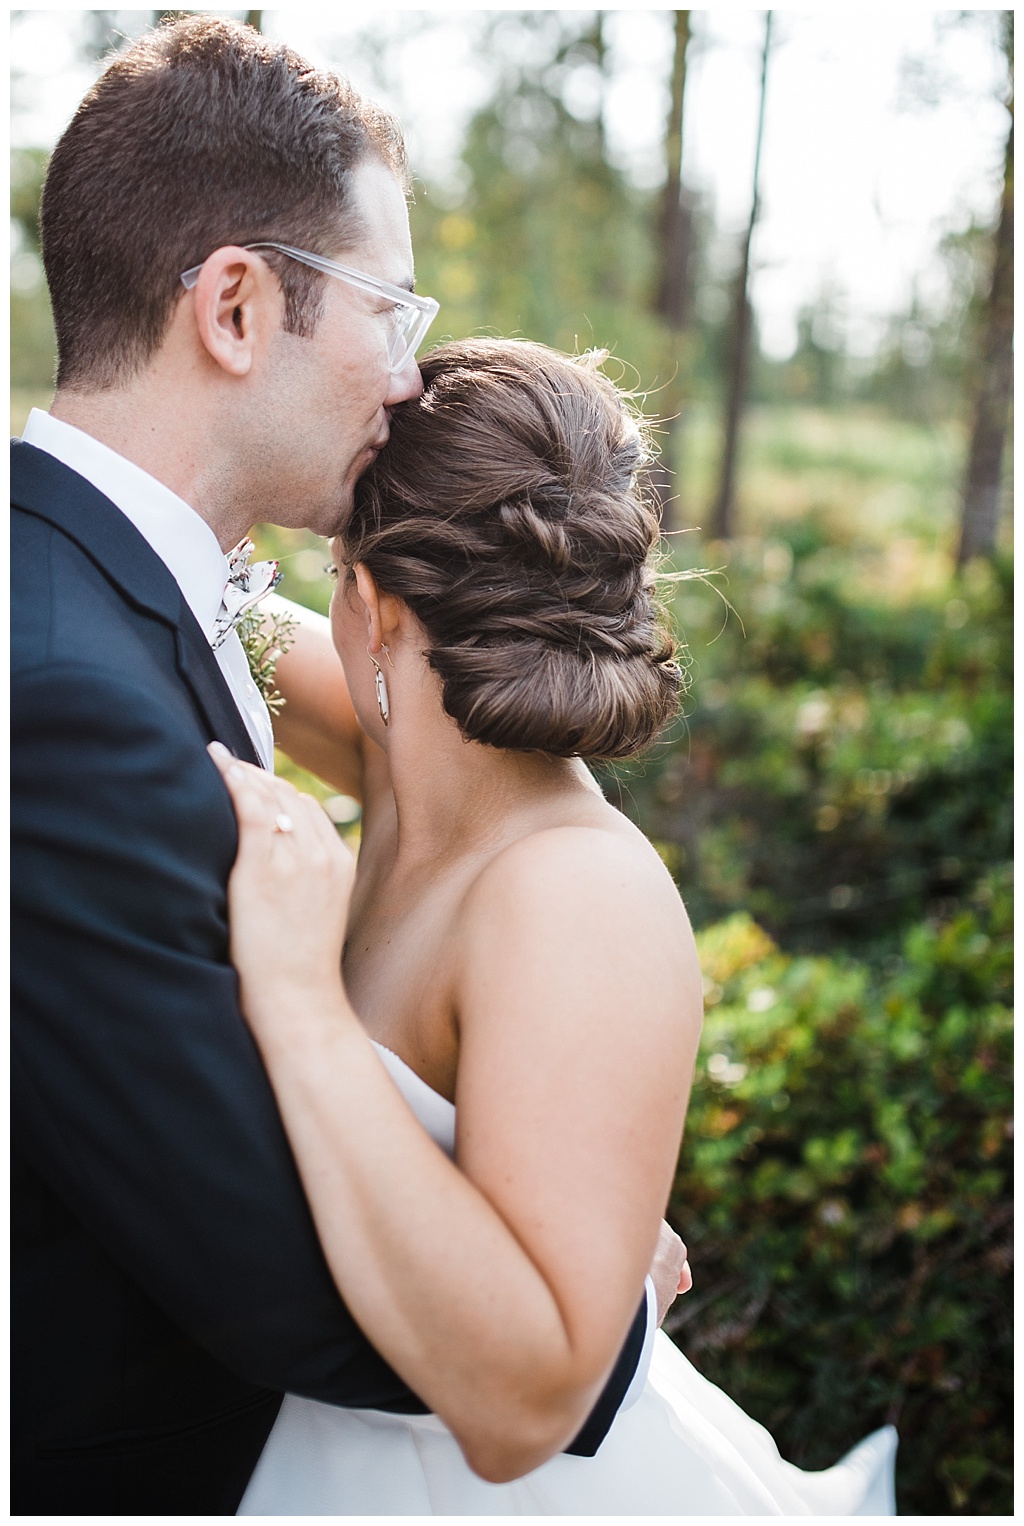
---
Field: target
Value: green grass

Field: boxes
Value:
[670,405,968,556]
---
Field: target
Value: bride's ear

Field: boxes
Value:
[352,563,402,654]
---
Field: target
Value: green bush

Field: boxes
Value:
[613,549,1012,952]
[667,867,1012,1514]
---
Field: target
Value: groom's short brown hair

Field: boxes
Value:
[41,15,407,390]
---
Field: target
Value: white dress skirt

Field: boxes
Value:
[238,1044,897,1516]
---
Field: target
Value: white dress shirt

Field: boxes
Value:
[22,408,275,770]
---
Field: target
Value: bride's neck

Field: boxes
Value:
[379,679,600,867]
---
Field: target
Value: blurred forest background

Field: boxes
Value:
[10,8,1012,1514]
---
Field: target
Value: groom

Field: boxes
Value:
[11,17,661,1514]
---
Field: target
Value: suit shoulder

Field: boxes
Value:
[11,506,59,672]
[12,508,175,680]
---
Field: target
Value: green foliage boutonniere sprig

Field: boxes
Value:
[236,606,298,716]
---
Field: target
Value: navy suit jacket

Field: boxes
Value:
[10,440,646,1514]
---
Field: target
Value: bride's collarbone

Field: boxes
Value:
[343,798,649,1070]
[342,880,463,1098]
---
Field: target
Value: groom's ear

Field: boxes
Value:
[185,246,282,378]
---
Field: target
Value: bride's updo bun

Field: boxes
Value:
[345,338,682,761]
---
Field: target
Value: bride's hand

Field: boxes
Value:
[208,743,356,1043]
[650,1220,692,1327]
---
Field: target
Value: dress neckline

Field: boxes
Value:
[370,1039,456,1114]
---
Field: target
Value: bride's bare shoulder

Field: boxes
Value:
[450,812,702,1083]
[459,811,696,970]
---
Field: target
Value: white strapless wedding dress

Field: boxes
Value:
[238,1043,897,1515]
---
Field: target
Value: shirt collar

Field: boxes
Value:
[22,408,231,641]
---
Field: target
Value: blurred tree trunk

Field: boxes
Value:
[656,11,692,326]
[591,11,607,158]
[957,19,1013,567]
[711,12,772,542]
[245,11,263,30]
[649,11,692,534]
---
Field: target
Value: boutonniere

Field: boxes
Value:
[236,604,298,716]
[219,538,297,714]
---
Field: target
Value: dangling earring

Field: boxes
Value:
[368,644,393,727]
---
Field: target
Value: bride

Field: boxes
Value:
[210,337,897,1515]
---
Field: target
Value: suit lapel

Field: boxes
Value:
[173,619,263,766]
[12,440,263,767]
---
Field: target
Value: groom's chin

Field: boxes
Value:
[323,499,355,538]
[291,492,353,540]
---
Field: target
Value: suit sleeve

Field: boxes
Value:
[11,663,641,1443]
[12,663,422,1407]
[564,1294,649,1456]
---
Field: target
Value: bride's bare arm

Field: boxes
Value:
[209,750,701,1482]
[451,826,702,1426]
[261,594,368,799]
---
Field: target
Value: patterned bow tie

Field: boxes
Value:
[211,538,282,650]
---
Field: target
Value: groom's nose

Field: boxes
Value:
[384,356,424,408]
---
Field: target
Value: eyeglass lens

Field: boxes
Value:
[387,307,432,374]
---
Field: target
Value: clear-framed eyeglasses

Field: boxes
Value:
[180,241,439,375]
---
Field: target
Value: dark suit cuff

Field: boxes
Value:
[562,1293,648,1457]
